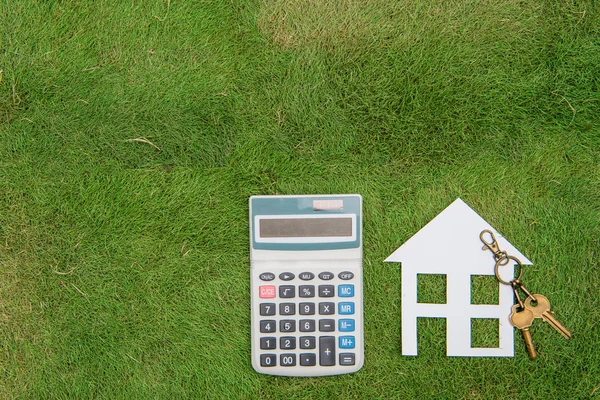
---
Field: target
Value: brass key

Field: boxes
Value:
[524,294,571,340]
[510,304,537,360]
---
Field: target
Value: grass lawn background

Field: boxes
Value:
[1,0,598,398]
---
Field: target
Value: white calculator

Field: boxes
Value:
[249,194,364,377]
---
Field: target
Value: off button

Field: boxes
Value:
[338,271,354,280]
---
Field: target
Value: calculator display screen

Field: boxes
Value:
[259,218,353,238]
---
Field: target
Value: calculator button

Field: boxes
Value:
[260,337,276,349]
[299,272,315,281]
[260,320,276,333]
[318,272,334,280]
[300,336,316,349]
[259,286,276,299]
[338,284,354,297]
[339,302,355,315]
[279,303,295,315]
[280,320,296,333]
[279,272,295,281]
[338,271,354,280]
[279,285,295,298]
[299,302,315,315]
[259,273,275,281]
[339,353,356,366]
[319,285,334,297]
[280,354,296,367]
[300,353,317,366]
[339,336,355,349]
[299,319,316,332]
[260,303,276,316]
[319,336,336,366]
[319,302,335,315]
[319,319,335,332]
[339,319,355,332]
[280,337,296,349]
[299,285,315,298]
[260,354,277,367]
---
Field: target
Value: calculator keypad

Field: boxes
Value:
[255,269,359,370]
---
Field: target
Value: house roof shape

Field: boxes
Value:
[385,198,532,275]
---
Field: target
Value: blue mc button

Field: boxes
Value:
[338,284,354,297]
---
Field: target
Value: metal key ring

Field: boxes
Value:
[494,255,523,285]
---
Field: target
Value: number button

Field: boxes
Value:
[280,320,296,333]
[260,320,276,333]
[300,336,316,349]
[280,354,296,367]
[299,302,315,315]
[280,337,296,349]
[299,285,315,298]
[260,354,277,367]
[260,303,276,316]
[300,319,316,332]
[279,285,295,298]
[279,303,295,315]
[319,285,334,297]
[260,337,276,349]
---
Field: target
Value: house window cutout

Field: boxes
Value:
[417,317,447,357]
[417,274,447,304]
[471,275,499,305]
[471,318,500,348]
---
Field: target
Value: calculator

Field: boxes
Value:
[249,194,364,377]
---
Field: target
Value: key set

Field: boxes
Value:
[480,230,571,360]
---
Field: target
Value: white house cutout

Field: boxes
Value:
[385,198,532,357]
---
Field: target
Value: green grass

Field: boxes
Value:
[1,0,599,398]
